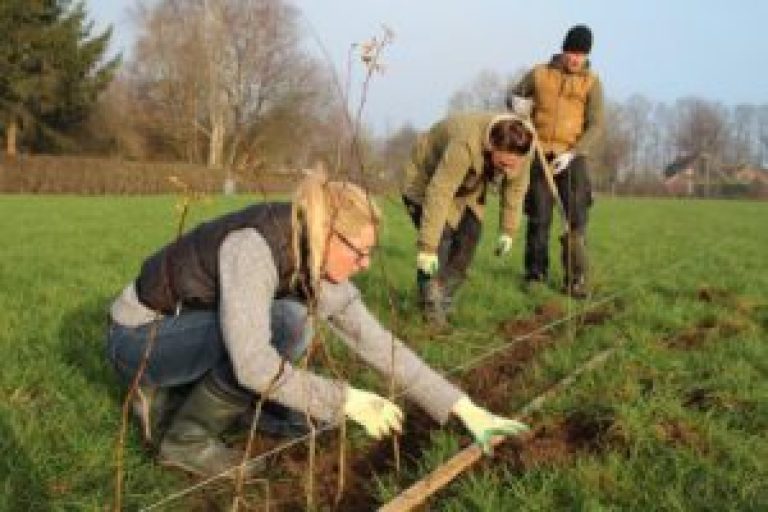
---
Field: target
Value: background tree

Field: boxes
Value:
[672,97,728,161]
[377,122,418,181]
[730,103,756,165]
[0,0,119,156]
[592,101,631,191]
[756,104,768,166]
[623,94,652,174]
[120,0,334,171]
[447,69,525,113]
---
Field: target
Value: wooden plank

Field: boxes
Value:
[378,433,519,512]
[378,346,620,512]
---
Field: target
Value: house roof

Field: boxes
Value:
[664,153,699,177]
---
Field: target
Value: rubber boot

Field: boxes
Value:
[422,277,449,330]
[158,374,259,478]
[416,271,446,326]
[560,231,588,299]
[233,400,312,438]
[523,272,548,294]
[440,271,469,318]
[132,385,187,451]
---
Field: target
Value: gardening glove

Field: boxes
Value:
[416,251,439,276]
[451,397,529,454]
[509,95,534,118]
[344,387,403,439]
[552,152,574,175]
[495,234,514,257]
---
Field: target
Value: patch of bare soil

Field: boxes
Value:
[683,387,755,416]
[491,407,629,471]
[461,301,562,411]
[653,419,709,455]
[697,286,734,303]
[206,405,442,511]
[185,299,627,509]
[665,314,751,350]
[578,307,614,326]
[697,286,761,316]
[754,305,768,331]
[684,387,721,411]
[463,299,619,411]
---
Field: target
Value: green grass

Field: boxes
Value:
[0,194,766,510]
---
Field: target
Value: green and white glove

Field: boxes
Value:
[344,387,403,439]
[416,251,439,276]
[495,234,514,257]
[451,397,529,454]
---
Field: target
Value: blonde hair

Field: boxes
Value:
[291,171,381,287]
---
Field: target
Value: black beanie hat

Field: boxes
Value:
[562,25,592,53]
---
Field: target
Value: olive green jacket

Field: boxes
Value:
[402,112,533,252]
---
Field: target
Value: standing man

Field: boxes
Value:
[507,24,604,298]
[402,113,534,327]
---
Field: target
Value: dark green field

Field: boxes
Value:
[1,194,766,510]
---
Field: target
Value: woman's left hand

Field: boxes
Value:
[451,397,529,454]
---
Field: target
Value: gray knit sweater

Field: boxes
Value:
[111,229,465,424]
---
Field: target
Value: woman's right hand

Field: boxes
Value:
[344,387,403,439]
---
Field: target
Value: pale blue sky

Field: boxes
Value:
[88,1,767,134]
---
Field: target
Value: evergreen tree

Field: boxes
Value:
[0,0,120,155]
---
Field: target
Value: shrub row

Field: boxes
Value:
[0,155,300,195]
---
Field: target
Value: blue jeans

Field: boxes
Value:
[106,299,312,391]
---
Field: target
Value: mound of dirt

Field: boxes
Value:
[201,298,628,509]
[697,286,734,303]
[697,286,761,315]
[492,407,629,471]
[653,419,709,455]
[224,405,443,511]
[665,314,751,350]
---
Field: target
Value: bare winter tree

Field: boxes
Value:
[672,97,728,160]
[729,103,756,165]
[447,69,525,113]
[756,104,768,166]
[593,100,631,191]
[645,101,675,174]
[122,0,332,170]
[378,122,418,184]
[623,94,652,174]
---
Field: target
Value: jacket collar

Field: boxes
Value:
[548,53,591,75]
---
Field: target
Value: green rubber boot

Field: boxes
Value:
[422,278,450,331]
[158,375,259,479]
[132,386,176,451]
[560,232,588,299]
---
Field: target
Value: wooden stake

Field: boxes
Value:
[378,434,513,512]
[378,346,620,512]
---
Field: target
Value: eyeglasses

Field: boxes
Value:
[334,230,375,265]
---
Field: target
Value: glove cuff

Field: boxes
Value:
[450,396,475,418]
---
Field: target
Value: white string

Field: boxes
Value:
[139,242,698,510]
[137,37,706,512]
[139,421,341,511]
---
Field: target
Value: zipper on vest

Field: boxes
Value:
[551,73,567,152]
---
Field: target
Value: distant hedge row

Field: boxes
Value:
[0,155,301,195]
[6,155,761,200]
[0,155,399,196]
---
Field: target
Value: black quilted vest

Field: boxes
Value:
[135,202,304,314]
